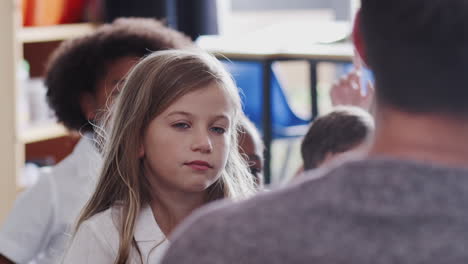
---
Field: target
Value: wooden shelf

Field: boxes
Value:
[18,23,97,143]
[19,23,98,43]
[20,123,69,144]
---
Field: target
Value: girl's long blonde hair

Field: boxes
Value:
[76,49,257,264]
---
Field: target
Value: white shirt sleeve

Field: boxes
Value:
[0,172,56,263]
[61,221,115,264]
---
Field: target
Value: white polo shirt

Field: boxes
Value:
[0,136,102,264]
[61,205,169,264]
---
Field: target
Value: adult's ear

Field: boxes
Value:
[79,92,98,120]
[351,9,369,67]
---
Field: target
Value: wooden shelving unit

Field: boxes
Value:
[0,0,97,223]
[20,23,97,43]
[18,23,97,145]
[20,123,68,144]
[0,0,21,225]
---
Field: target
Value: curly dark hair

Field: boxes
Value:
[45,18,193,132]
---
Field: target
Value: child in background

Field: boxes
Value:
[300,106,374,172]
[292,59,375,177]
[238,115,264,187]
[0,18,192,264]
[61,50,257,263]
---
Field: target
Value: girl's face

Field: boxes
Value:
[141,82,235,194]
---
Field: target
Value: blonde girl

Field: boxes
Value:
[62,50,257,264]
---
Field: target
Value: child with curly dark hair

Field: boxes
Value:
[0,18,192,264]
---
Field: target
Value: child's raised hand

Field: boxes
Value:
[330,55,374,111]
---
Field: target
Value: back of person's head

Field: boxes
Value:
[45,18,192,132]
[359,0,468,116]
[301,106,374,171]
[238,115,264,186]
[79,49,256,263]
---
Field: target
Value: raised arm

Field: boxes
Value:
[330,55,374,111]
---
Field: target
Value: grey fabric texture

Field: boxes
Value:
[162,158,468,264]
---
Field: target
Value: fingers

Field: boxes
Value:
[330,66,376,110]
[331,72,357,107]
[348,69,361,91]
[353,49,363,71]
[330,79,345,106]
[347,56,363,91]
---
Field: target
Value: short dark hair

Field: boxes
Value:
[301,106,374,170]
[45,18,192,132]
[360,0,468,116]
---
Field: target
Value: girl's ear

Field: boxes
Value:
[138,144,145,158]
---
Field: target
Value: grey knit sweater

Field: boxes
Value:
[162,158,468,264]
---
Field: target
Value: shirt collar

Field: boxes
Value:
[73,133,100,159]
[134,205,166,242]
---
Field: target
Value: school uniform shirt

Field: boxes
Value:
[0,136,102,264]
[61,205,169,264]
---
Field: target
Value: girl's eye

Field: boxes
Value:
[173,122,190,129]
[211,127,226,134]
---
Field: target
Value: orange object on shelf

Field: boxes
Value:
[34,0,64,26]
[60,0,87,24]
[22,0,35,26]
[22,0,87,26]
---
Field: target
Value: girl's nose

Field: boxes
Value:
[191,130,213,153]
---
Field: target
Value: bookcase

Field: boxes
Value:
[0,0,96,224]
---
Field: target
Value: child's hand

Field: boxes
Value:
[330,55,374,111]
